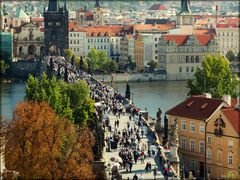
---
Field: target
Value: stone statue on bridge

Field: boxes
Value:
[155,108,162,133]
[168,118,179,146]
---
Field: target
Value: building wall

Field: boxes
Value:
[159,36,219,80]
[206,111,240,179]
[0,31,13,60]
[69,31,87,57]
[128,38,135,62]
[134,40,144,71]
[216,28,239,55]
[13,22,44,57]
[120,36,129,66]
[168,115,206,177]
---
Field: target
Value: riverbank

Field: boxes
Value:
[93,73,166,83]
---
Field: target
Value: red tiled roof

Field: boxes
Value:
[193,29,216,35]
[164,35,189,45]
[31,17,44,22]
[164,34,214,46]
[221,108,240,134]
[195,34,213,46]
[69,22,78,31]
[216,24,238,28]
[166,96,225,120]
[75,26,123,36]
[149,4,167,11]
[133,24,175,32]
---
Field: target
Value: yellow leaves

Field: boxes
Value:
[4,101,95,179]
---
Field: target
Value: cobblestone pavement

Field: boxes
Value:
[103,112,165,180]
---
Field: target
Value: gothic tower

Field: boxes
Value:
[92,0,104,26]
[177,0,194,34]
[44,0,68,56]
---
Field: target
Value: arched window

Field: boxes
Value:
[191,56,194,63]
[179,66,182,72]
[214,116,225,136]
[228,151,233,165]
[191,66,194,72]
[196,56,199,63]
[207,148,212,159]
[186,56,189,63]
[186,67,189,72]
[217,149,222,162]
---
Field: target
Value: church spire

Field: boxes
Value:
[64,0,67,11]
[48,0,58,11]
[95,0,100,8]
[179,0,191,14]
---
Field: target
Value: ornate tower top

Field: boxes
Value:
[48,0,59,11]
[179,0,192,15]
[95,0,101,8]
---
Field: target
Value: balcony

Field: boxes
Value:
[214,128,223,136]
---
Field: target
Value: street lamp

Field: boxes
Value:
[132,92,134,104]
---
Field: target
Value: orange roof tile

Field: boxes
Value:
[74,26,124,36]
[164,35,189,45]
[134,24,175,32]
[221,108,240,134]
[195,34,213,45]
[193,29,216,35]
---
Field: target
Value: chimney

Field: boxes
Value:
[222,95,231,107]
[204,93,212,99]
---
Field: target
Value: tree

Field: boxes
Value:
[64,49,74,62]
[187,54,239,98]
[87,48,99,73]
[125,82,131,100]
[25,73,73,120]
[3,101,95,179]
[98,51,108,71]
[0,60,9,78]
[149,60,159,72]
[127,56,136,71]
[225,50,236,62]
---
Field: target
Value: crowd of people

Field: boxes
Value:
[46,56,175,180]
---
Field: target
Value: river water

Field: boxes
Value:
[0,81,188,119]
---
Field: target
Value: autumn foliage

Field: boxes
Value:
[3,101,95,179]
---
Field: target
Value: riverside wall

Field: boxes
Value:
[93,73,166,83]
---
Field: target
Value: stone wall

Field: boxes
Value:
[93,73,166,83]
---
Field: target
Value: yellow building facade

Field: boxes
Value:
[166,95,240,179]
[134,34,144,72]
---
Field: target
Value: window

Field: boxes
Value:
[74,34,76,37]
[186,67,189,72]
[56,22,60,26]
[228,153,233,165]
[155,50,158,54]
[207,148,212,159]
[207,136,212,144]
[199,140,205,154]
[70,40,72,44]
[189,160,195,170]
[207,166,211,174]
[191,66,194,72]
[190,122,195,132]
[179,66,182,73]
[48,22,52,26]
[155,56,158,60]
[191,56,194,63]
[181,120,186,130]
[200,123,205,133]
[77,48,79,51]
[196,56,199,63]
[228,140,233,148]
[155,44,157,48]
[217,149,222,162]
[155,38,157,41]
[181,137,186,149]
[190,139,195,152]
[70,33,72,37]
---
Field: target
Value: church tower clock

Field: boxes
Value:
[177,0,194,34]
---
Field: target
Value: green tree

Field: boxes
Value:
[148,60,159,72]
[108,60,118,73]
[98,51,108,71]
[127,56,136,71]
[25,73,73,120]
[187,54,239,98]
[64,49,74,62]
[73,98,95,126]
[0,60,9,78]
[226,50,236,62]
[87,48,99,73]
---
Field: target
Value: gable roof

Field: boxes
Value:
[166,96,225,120]
[149,4,167,11]
[164,34,214,46]
[133,24,175,32]
[221,108,240,134]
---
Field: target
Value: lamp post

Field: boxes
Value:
[132,92,134,104]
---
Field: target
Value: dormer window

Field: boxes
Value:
[214,116,225,136]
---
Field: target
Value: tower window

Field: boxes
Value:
[56,22,60,26]
[48,22,52,26]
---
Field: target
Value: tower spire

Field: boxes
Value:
[64,0,67,11]
[95,0,100,8]
[179,0,191,14]
[48,0,58,11]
